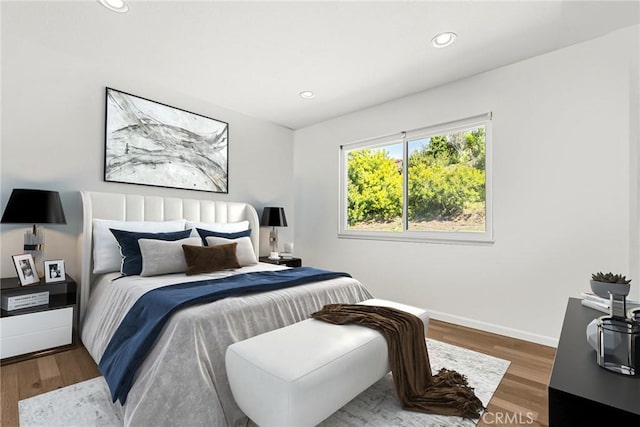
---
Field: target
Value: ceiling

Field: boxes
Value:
[4,1,640,129]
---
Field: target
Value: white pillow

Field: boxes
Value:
[186,220,249,238]
[139,237,202,277]
[205,236,257,266]
[92,219,186,274]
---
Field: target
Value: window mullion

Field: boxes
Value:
[402,132,408,232]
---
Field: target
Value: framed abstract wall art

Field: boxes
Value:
[104,87,229,193]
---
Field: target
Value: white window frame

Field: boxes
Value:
[339,113,493,244]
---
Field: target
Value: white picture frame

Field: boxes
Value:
[44,259,66,283]
[12,253,40,286]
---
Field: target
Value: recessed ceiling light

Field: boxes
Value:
[98,0,129,13]
[299,91,315,99]
[431,32,457,48]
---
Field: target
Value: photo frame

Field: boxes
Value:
[44,259,66,283]
[12,254,40,286]
[104,87,229,193]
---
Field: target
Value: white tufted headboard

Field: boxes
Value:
[79,191,260,321]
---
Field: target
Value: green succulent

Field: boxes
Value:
[591,272,631,284]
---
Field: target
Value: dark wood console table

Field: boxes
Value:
[548,298,640,425]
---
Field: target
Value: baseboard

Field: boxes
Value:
[427,309,559,348]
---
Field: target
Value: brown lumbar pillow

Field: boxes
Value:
[182,243,241,275]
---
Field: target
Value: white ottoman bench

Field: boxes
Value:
[226,298,429,427]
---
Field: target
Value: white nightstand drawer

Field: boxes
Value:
[1,307,73,359]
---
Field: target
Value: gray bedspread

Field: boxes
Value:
[81,263,373,426]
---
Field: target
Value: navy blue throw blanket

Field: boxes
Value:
[99,267,351,404]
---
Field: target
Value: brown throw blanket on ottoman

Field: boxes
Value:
[312,304,484,419]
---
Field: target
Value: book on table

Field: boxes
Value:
[1,291,49,311]
[580,292,640,314]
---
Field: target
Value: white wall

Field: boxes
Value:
[293,26,640,346]
[0,7,295,280]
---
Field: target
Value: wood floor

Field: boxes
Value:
[0,320,555,427]
[428,320,555,427]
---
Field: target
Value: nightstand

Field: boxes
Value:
[0,275,77,363]
[259,256,302,268]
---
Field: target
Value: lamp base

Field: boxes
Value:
[269,227,279,254]
[24,226,44,278]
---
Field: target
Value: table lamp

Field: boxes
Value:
[260,207,287,259]
[1,189,67,277]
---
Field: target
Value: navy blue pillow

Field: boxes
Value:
[110,228,192,276]
[196,228,251,246]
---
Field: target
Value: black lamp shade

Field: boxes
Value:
[260,207,287,227]
[1,189,67,224]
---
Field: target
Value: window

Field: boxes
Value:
[339,113,492,243]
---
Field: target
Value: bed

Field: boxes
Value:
[79,191,373,426]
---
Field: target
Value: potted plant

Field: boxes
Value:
[590,272,631,298]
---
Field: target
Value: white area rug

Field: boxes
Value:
[19,340,509,427]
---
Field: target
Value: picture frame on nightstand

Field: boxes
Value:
[44,259,66,283]
[11,254,39,286]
